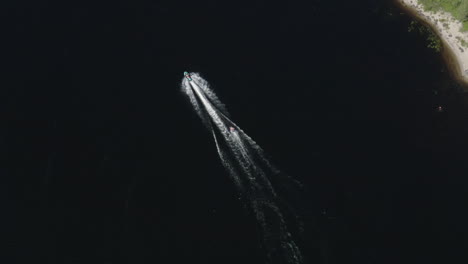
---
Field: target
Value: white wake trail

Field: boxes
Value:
[190,72,230,118]
[182,72,304,264]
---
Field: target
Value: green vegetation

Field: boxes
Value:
[456,35,468,47]
[437,18,451,28]
[408,20,443,51]
[419,0,468,31]
[427,31,443,50]
[462,38,468,46]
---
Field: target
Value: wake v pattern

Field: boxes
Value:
[182,72,304,264]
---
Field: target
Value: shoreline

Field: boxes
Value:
[395,0,468,88]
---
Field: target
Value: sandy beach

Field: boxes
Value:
[398,0,468,85]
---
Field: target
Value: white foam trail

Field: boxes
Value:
[190,72,230,118]
[182,72,304,264]
[211,129,245,193]
[182,80,211,128]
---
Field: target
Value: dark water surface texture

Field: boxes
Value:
[3,0,468,263]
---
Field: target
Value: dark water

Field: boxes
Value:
[3,0,468,263]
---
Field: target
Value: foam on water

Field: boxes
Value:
[182,72,304,264]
